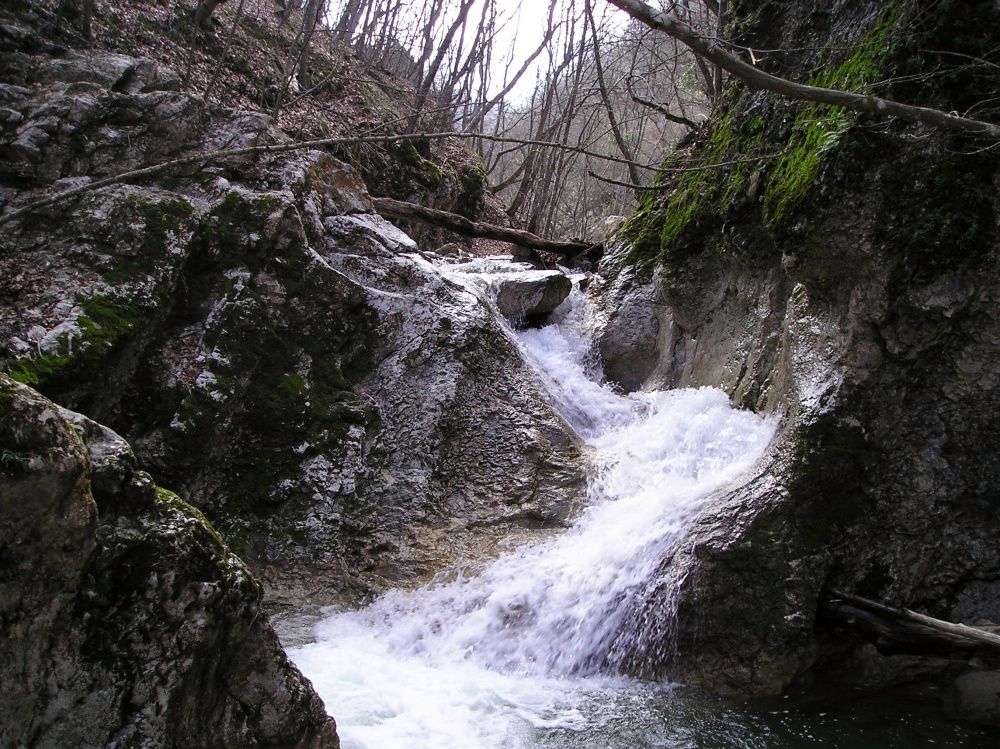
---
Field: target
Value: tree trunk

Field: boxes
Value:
[193,0,228,29]
[334,0,366,45]
[585,0,644,196]
[405,0,477,133]
[822,590,1000,660]
[371,197,599,259]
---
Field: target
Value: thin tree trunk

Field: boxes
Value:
[406,0,478,133]
[585,0,644,195]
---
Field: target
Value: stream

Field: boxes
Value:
[282,258,998,748]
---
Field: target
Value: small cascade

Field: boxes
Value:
[287,256,777,748]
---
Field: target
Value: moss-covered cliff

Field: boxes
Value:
[594,0,1000,711]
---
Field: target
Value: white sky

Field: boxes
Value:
[492,0,630,101]
[329,0,634,102]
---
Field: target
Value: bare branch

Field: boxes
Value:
[0,131,665,226]
[606,0,1000,140]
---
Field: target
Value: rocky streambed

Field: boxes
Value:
[3,0,1000,746]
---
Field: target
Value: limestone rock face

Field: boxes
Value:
[0,375,338,747]
[590,0,1000,703]
[493,270,573,326]
[0,17,584,599]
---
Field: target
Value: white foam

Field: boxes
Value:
[287,260,777,749]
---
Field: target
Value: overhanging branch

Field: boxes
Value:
[0,130,660,226]
[606,0,1000,140]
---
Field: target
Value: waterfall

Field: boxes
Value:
[287,258,777,749]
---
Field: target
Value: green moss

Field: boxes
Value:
[763,7,900,223]
[154,486,229,553]
[456,164,487,218]
[136,195,194,253]
[0,449,30,477]
[277,372,307,398]
[393,141,446,189]
[619,5,908,270]
[7,352,74,387]
[4,295,142,390]
[99,194,195,284]
[621,111,766,268]
[201,190,285,267]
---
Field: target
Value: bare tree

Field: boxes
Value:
[585,0,643,194]
[406,0,478,132]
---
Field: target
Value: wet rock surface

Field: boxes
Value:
[0,374,337,747]
[590,0,1000,714]
[493,270,573,326]
[0,10,584,603]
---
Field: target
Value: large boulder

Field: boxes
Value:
[0,28,585,601]
[493,270,572,325]
[0,375,338,747]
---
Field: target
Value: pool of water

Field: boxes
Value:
[280,260,1000,749]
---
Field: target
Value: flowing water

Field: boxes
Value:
[284,259,999,748]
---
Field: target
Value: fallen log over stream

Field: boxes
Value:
[821,589,1000,660]
[371,196,602,261]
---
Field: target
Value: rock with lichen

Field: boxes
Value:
[0,374,338,747]
[0,8,584,603]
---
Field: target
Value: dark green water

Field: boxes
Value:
[531,684,999,748]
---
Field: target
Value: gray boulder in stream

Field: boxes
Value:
[493,270,572,325]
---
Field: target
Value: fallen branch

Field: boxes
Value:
[822,589,1000,659]
[606,0,1000,140]
[371,196,599,259]
[0,130,661,226]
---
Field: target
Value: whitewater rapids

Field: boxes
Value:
[287,260,777,748]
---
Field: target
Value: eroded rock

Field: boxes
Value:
[589,0,1000,710]
[494,270,572,326]
[0,375,338,747]
[0,31,585,601]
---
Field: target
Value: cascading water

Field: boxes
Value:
[284,258,1000,748]
[285,256,778,748]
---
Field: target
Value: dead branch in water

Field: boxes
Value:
[822,589,1000,660]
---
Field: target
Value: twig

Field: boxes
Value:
[586,153,778,189]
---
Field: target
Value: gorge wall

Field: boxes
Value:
[4,0,1000,742]
[1,1,583,744]
[593,0,1000,708]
